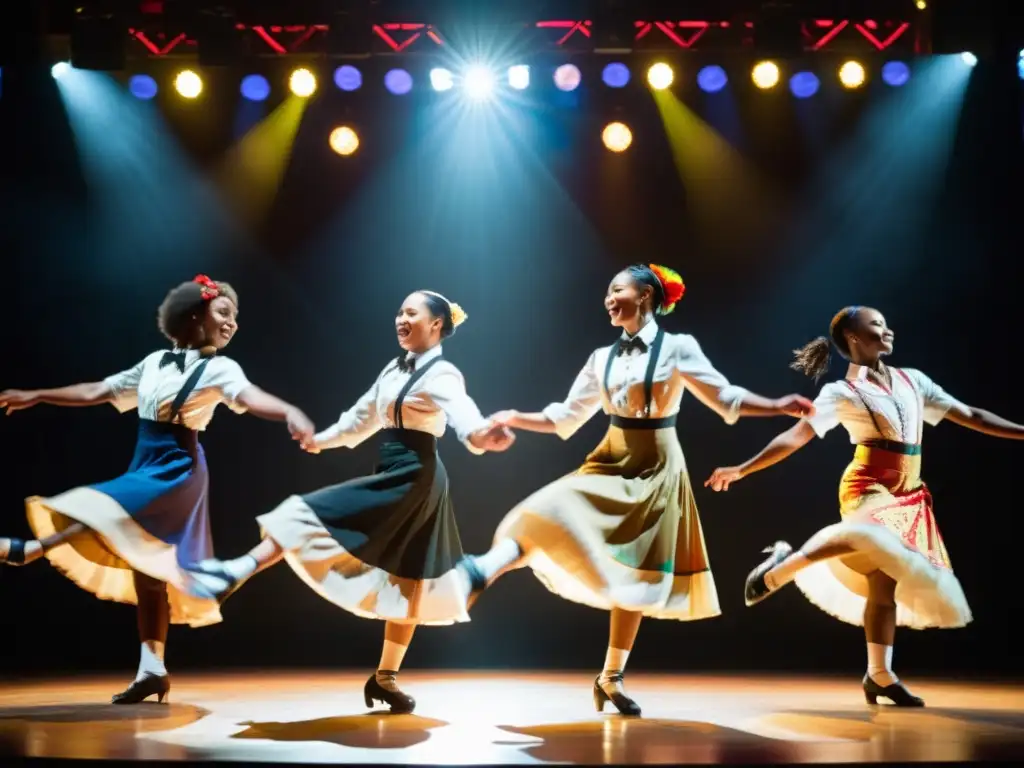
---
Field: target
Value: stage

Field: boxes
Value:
[0,672,1021,765]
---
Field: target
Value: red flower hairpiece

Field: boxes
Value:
[194,274,220,301]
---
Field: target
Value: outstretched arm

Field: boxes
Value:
[236,386,316,448]
[491,352,602,439]
[674,336,813,424]
[705,420,816,491]
[490,410,558,434]
[1,382,114,414]
[944,403,1024,440]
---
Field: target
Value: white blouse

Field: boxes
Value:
[806,364,965,444]
[104,349,253,431]
[542,321,749,440]
[314,345,491,454]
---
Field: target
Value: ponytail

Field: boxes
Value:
[790,337,832,381]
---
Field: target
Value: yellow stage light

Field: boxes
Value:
[329,126,359,156]
[839,60,866,88]
[647,63,674,90]
[175,70,202,99]
[290,68,317,97]
[751,61,780,89]
[602,122,633,152]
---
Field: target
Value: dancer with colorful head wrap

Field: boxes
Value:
[186,290,514,714]
[0,275,316,704]
[706,305,1024,706]
[460,264,814,716]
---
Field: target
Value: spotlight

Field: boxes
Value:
[508,65,530,90]
[789,71,820,99]
[175,69,203,98]
[329,126,359,156]
[554,64,581,92]
[881,61,911,87]
[241,74,270,102]
[430,68,454,92]
[602,62,631,88]
[334,65,362,92]
[915,0,926,8]
[697,65,728,93]
[1018,51,1024,80]
[289,68,317,97]
[751,61,780,89]
[384,68,413,95]
[128,74,158,100]
[602,122,632,153]
[51,61,71,79]
[464,66,495,99]
[838,60,866,88]
[646,62,673,90]
[960,52,977,67]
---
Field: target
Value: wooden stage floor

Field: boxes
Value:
[0,671,1022,765]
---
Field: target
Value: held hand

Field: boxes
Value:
[487,410,519,427]
[286,408,317,450]
[704,466,744,492]
[470,422,517,453]
[0,389,40,415]
[775,394,815,419]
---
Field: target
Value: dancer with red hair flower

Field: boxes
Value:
[460,264,815,716]
[0,275,316,705]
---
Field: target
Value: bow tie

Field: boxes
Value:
[397,356,416,374]
[618,336,648,356]
[160,351,188,372]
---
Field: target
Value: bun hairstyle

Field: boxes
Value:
[418,290,467,339]
[158,275,238,348]
[625,263,686,316]
[790,305,863,382]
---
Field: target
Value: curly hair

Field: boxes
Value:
[157,279,238,348]
[790,306,862,381]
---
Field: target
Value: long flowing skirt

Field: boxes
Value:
[494,425,720,620]
[793,445,972,629]
[26,419,221,627]
[258,428,469,626]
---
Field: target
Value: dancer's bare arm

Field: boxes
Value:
[705,420,816,491]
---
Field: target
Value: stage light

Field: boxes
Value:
[554,64,581,92]
[175,70,203,98]
[838,60,866,89]
[430,68,454,92]
[1018,51,1024,80]
[602,62,630,88]
[240,74,270,102]
[128,74,158,100]
[602,122,632,153]
[961,52,977,67]
[646,62,673,90]
[334,65,362,92]
[384,68,413,95]
[329,126,359,156]
[915,0,926,8]
[51,61,71,79]
[289,68,317,97]
[789,71,820,99]
[464,66,495,99]
[697,65,728,93]
[881,61,911,87]
[508,65,530,90]
[751,61,780,89]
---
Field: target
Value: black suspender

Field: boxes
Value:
[169,357,212,424]
[393,356,444,429]
[602,328,665,418]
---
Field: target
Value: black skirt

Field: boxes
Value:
[258,429,470,625]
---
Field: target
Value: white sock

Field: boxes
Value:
[473,539,524,582]
[867,642,897,686]
[600,647,630,685]
[136,641,167,680]
[765,552,811,590]
[223,555,258,581]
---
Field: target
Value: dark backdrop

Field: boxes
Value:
[1,53,1022,679]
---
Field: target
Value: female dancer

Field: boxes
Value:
[461,264,814,716]
[706,305,1023,706]
[187,290,513,715]
[0,275,316,704]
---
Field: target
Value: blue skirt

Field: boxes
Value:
[26,419,221,627]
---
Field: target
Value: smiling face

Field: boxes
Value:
[200,296,239,350]
[395,292,444,353]
[845,307,894,360]
[604,270,654,329]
